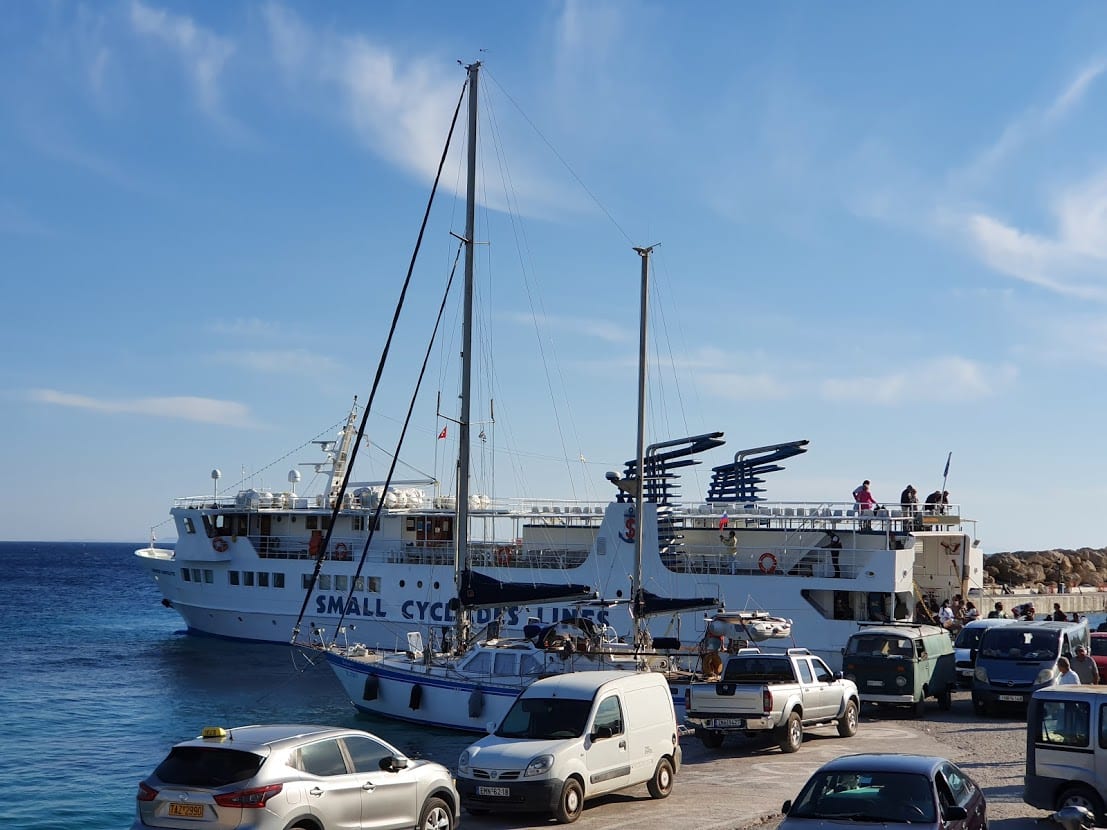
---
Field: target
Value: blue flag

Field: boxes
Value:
[943,452,951,479]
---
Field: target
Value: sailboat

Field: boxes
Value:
[322,61,723,731]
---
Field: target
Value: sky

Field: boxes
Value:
[4,2,1107,552]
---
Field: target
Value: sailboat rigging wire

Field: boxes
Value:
[484,68,633,246]
[290,78,468,643]
[328,243,463,645]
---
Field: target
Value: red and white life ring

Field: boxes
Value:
[212,536,229,553]
[758,552,777,574]
[334,543,350,560]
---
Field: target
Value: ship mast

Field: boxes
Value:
[632,245,654,650]
[454,61,480,651]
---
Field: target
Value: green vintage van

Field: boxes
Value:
[842,622,957,716]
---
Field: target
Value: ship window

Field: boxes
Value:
[306,516,319,530]
[183,517,196,534]
[521,654,544,675]
[302,574,312,589]
[463,652,492,673]
[368,577,380,592]
[243,571,255,587]
[229,571,240,586]
[191,568,202,582]
[258,572,270,587]
[274,573,285,589]
[318,574,332,590]
[407,518,417,532]
[322,516,332,530]
[493,653,517,674]
[335,576,349,591]
[353,577,364,591]
[352,516,364,532]
[181,568,191,582]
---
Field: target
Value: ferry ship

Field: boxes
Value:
[134,405,983,669]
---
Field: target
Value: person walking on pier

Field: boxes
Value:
[1055,657,1082,686]
[987,602,1007,619]
[1071,645,1100,684]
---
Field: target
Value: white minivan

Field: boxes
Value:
[1025,685,1107,820]
[455,670,681,824]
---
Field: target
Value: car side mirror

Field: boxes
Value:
[592,725,614,741]
[379,755,409,772]
[485,720,497,734]
[782,799,793,815]
[835,671,845,680]
[943,805,967,821]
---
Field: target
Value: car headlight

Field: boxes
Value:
[895,676,907,687]
[458,751,471,773]
[974,666,988,683]
[524,755,553,777]
[1036,668,1057,685]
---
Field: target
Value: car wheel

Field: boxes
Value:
[698,729,724,749]
[777,712,802,753]
[938,688,952,711]
[1058,786,1107,823]
[554,778,584,824]
[419,796,454,830]
[647,757,674,799]
[837,700,859,738]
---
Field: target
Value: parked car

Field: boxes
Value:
[133,724,459,830]
[842,623,956,714]
[953,618,1015,687]
[1089,632,1107,683]
[973,619,1090,714]
[456,670,680,824]
[780,753,987,830]
[685,646,859,752]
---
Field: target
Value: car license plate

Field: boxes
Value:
[477,786,510,797]
[998,694,1024,702]
[866,680,883,687]
[168,803,204,818]
[715,718,745,728]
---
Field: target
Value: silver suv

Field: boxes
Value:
[133,724,458,830]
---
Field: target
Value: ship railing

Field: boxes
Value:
[686,500,966,533]
[663,543,870,579]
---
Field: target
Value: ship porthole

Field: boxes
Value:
[399,580,405,587]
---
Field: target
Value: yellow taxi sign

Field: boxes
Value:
[201,726,228,739]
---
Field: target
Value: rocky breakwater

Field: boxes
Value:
[986,547,1107,592]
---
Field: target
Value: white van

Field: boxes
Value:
[455,670,681,824]
[1025,685,1107,820]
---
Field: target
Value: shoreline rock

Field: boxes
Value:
[986,548,1107,591]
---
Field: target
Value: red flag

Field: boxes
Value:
[438,426,447,439]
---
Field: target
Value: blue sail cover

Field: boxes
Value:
[458,569,593,610]
[634,589,720,618]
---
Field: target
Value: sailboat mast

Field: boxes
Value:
[632,245,654,649]
[455,61,480,649]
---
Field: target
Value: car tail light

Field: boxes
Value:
[763,688,773,715]
[136,782,158,802]
[214,784,283,808]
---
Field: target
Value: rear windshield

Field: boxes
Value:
[154,746,265,787]
[979,629,1059,661]
[722,657,796,684]
[845,635,915,658]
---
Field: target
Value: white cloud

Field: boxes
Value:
[820,357,1016,405]
[210,318,284,338]
[29,389,254,426]
[129,1,236,124]
[211,349,339,375]
[261,4,585,218]
[961,169,1107,300]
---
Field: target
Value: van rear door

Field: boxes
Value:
[585,692,631,794]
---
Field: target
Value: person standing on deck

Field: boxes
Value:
[853,480,877,511]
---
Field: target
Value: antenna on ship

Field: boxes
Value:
[210,469,221,504]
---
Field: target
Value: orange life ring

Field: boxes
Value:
[494,546,513,566]
[212,536,229,553]
[758,552,777,574]
[334,543,350,560]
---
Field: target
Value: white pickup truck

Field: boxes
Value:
[684,646,860,753]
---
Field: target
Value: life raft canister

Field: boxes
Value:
[334,542,350,560]
[758,552,777,574]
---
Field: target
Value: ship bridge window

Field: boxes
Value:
[182,517,196,535]
[274,573,285,589]
[191,568,202,583]
[306,516,318,530]
[181,568,190,582]
[229,571,240,586]
[258,572,269,587]
[243,571,255,587]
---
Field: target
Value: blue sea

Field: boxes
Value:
[0,542,475,830]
